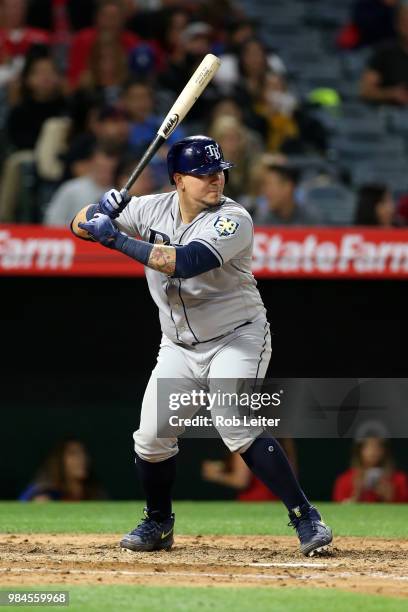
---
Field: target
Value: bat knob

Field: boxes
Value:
[120,188,131,205]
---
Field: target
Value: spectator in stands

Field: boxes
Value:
[67,0,158,89]
[233,38,290,140]
[338,0,398,50]
[360,0,408,104]
[202,441,297,501]
[121,79,185,157]
[44,144,119,226]
[0,50,66,222]
[354,183,396,226]
[133,6,189,64]
[126,0,188,45]
[208,115,261,201]
[333,437,408,502]
[0,0,51,86]
[241,152,287,214]
[26,0,96,32]
[254,72,299,153]
[208,96,267,154]
[115,153,156,197]
[52,103,130,186]
[196,0,243,32]
[215,30,286,97]
[66,95,129,153]
[224,18,258,53]
[34,96,107,187]
[6,50,66,151]
[78,34,130,106]
[159,21,220,128]
[210,97,243,123]
[94,105,130,150]
[252,164,320,226]
[19,438,105,501]
[234,38,272,107]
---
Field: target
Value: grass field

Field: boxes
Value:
[0,501,407,611]
[0,586,405,612]
[1,500,406,537]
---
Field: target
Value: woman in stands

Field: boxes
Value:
[19,438,104,501]
[354,183,396,226]
[333,437,408,502]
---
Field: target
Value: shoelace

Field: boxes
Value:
[288,516,318,538]
[130,517,160,537]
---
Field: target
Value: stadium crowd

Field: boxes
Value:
[20,435,408,502]
[0,0,408,227]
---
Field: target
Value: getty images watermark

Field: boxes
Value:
[168,389,283,428]
[156,378,408,439]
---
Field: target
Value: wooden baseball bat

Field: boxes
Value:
[120,53,221,204]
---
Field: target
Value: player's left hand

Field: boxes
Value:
[97,189,129,218]
[78,213,120,248]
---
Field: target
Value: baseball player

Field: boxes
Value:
[71,136,333,557]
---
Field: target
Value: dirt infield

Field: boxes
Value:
[0,534,407,597]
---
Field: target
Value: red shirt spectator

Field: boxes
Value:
[332,437,408,503]
[0,27,50,60]
[0,0,50,63]
[238,475,278,501]
[333,467,408,502]
[68,28,139,89]
[67,0,161,89]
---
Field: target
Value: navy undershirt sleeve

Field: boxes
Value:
[173,241,221,279]
[112,236,220,278]
[113,234,153,265]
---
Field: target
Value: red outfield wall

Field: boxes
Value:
[1,225,408,278]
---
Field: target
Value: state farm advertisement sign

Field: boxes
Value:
[253,228,408,278]
[1,225,408,279]
[0,225,144,277]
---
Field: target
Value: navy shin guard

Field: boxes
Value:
[135,454,176,520]
[241,437,309,511]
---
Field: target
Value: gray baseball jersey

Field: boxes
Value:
[115,191,267,346]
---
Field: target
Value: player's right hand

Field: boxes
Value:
[79,213,121,247]
[97,189,129,219]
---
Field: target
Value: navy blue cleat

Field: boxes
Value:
[120,509,175,552]
[288,503,333,557]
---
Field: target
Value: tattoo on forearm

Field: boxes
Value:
[147,245,176,275]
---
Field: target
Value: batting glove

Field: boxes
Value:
[78,213,126,248]
[96,188,130,219]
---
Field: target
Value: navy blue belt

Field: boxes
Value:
[190,321,252,347]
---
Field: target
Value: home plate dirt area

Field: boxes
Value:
[0,535,407,597]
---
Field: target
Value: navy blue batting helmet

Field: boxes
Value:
[167,135,234,185]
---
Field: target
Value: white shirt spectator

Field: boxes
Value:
[214,53,287,96]
[44,176,104,227]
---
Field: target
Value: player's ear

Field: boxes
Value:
[174,173,185,191]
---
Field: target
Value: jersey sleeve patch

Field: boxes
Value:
[213,216,239,238]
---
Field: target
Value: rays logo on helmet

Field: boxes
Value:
[214,216,239,237]
[205,143,221,160]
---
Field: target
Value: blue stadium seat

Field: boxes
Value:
[261,30,323,54]
[341,49,372,80]
[332,116,387,140]
[305,4,351,28]
[352,165,408,195]
[336,80,361,101]
[330,136,406,162]
[302,183,356,225]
